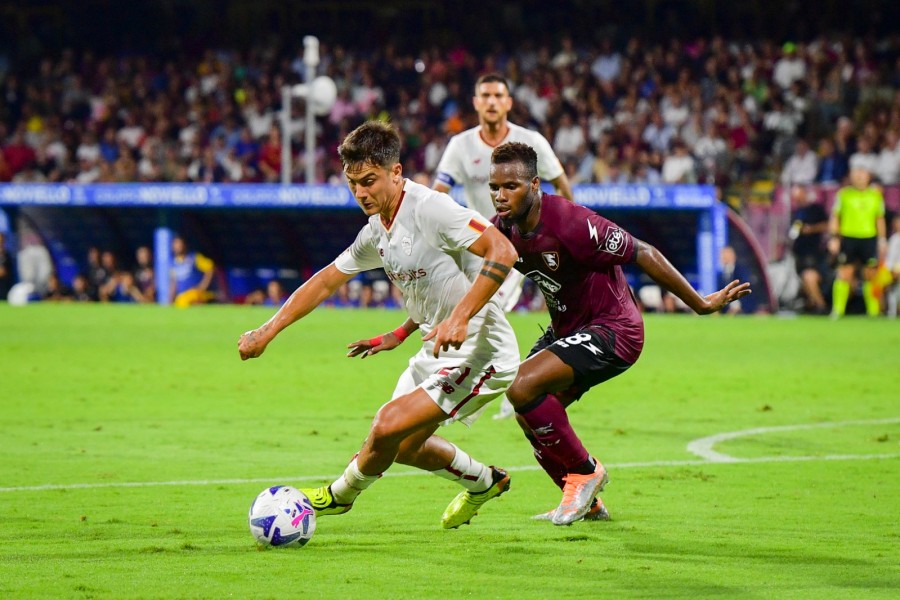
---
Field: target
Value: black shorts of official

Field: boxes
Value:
[837,237,878,268]
[527,324,633,401]
[794,252,825,276]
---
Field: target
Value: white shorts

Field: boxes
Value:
[392,349,518,427]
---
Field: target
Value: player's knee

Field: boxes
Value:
[368,404,404,447]
[506,376,542,408]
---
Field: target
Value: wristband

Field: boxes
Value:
[392,326,409,342]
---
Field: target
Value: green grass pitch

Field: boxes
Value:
[1,304,898,598]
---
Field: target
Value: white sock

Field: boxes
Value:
[330,458,380,504]
[430,444,493,492]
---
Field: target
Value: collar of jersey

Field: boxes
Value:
[379,183,406,232]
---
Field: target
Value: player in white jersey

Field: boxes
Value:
[434,73,574,418]
[238,121,520,529]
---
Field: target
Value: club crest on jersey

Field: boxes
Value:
[541,252,560,271]
[401,236,412,255]
[601,226,626,256]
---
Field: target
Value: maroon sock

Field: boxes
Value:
[524,431,567,490]
[516,394,590,471]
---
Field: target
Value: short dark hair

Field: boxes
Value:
[475,73,510,94]
[492,142,538,179]
[338,120,401,170]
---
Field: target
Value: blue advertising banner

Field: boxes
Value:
[0,183,716,210]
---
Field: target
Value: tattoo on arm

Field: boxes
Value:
[479,268,506,285]
[483,260,511,275]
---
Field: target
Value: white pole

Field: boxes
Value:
[303,36,320,184]
[280,84,291,185]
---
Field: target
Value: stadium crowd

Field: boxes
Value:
[1,33,898,189]
[2,30,900,313]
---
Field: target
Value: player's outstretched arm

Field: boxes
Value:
[347,318,419,359]
[239,263,353,360]
[551,172,575,202]
[423,227,517,357]
[634,238,751,315]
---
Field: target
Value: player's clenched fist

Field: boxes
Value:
[239,329,268,360]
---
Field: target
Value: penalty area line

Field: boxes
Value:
[1,452,898,494]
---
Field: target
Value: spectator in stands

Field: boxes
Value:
[246,280,288,307]
[781,138,818,186]
[70,274,93,302]
[257,125,283,183]
[693,121,729,183]
[815,137,849,185]
[788,185,830,314]
[0,232,13,300]
[94,250,119,299]
[661,138,696,183]
[773,42,807,91]
[874,130,900,186]
[849,136,879,174]
[133,245,155,303]
[169,235,216,308]
[3,126,36,176]
[85,246,106,300]
[717,245,755,314]
[828,166,887,317]
[832,116,857,165]
[42,273,74,302]
[642,110,676,154]
[100,270,144,303]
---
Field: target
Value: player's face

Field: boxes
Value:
[473,82,512,126]
[489,162,541,227]
[344,161,403,218]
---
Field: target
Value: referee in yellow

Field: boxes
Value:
[827,165,887,317]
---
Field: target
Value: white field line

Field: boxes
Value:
[2,419,899,494]
[686,417,900,462]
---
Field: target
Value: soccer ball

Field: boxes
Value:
[248,486,316,547]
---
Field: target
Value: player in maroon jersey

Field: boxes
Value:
[488,142,751,525]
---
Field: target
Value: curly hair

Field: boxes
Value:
[491,142,538,179]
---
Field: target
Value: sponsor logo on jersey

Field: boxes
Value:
[587,219,599,244]
[386,268,428,283]
[601,226,626,256]
[542,251,560,271]
[526,270,561,294]
[401,236,412,255]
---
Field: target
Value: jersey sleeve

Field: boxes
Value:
[417,191,492,252]
[433,136,464,188]
[194,253,214,273]
[560,206,635,269]
[831,189,844,217]
[333,224,384,274]
[531,133,566,181]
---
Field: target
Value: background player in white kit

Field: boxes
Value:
[238,121,521,529]
[433,72,574,418]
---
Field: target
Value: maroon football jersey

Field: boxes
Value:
[493,193,644,364]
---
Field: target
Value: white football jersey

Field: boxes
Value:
[435,122,565,218]
[334,179,519,369]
